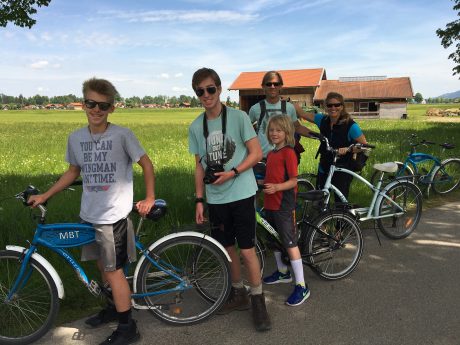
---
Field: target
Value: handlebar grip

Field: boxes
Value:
[422,140,435,145]
[362,143,375,149]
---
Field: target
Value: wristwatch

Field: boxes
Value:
[231,167,239,177]
[195,197,205,204]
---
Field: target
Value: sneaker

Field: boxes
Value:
[285,284,310,307]
[262,270,292,285]
[85,305,118,328]
[251,293,271,332]
[217,287,251,315]
[99,319,140,345]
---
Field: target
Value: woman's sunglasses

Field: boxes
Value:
[265,82,281,87]
[326,103,343,108]
[84,99,112,111]
[195,86,217,97]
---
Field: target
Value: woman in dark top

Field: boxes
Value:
[295,92,367,199]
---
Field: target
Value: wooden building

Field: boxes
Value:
[314,76,414,119]
[228,68,326,113]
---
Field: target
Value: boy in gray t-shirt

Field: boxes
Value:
[29,77,155,345]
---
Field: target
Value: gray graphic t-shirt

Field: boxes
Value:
[249,100,298,156]
[188,106,258,204]
[66,124,145,224]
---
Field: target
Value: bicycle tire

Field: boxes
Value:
[431,158,460,194]
[370,162,414,186]
[304,211,363,280]
[377,181,422,239]
[0,250,59,345]
[135,236,231,325]
[296,178,316,222]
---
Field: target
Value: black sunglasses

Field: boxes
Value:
[195,86,217,97]
[326,103,343,108]
[265,82,281,87]
[84,99,112,111]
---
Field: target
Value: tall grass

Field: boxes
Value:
[0,105,459,323]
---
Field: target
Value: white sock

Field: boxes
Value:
[290,259,305,287]
[274,251,288,273]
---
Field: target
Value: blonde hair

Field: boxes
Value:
[266,115,295,147]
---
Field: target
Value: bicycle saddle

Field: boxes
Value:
[373,162,398,173]
[297,190,326,202]
[440,143,455,149]
[132,199,167,221]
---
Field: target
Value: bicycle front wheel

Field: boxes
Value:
[305,211,363,280]
[0,250,59,345]
[135,236,231,325]
[377,182,422,239]
[432,158,460,194]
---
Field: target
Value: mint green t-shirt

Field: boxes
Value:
[249,100,298,157]
[188,106,258,204]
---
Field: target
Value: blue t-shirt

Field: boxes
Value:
[188,106,258,204]
[314,113,363,174]
[314,113,363,141]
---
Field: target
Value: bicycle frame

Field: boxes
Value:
[401,152,441,182]
[322,164,407,222]
[5,221,192,304]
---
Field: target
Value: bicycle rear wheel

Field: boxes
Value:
[135,236,231,325]
[432,158,460,194]
[0,250,59,345]
[377,182,422,239]
[304,211,363,280]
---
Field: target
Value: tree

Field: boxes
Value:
[0,0,52,28]
[414,92,424,103]
[436,0,460,77]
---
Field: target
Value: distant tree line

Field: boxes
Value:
[0,93,239,109]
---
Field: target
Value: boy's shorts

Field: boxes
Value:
[263,209,298,248]
[208,196,256,249]
[81,217,136,272]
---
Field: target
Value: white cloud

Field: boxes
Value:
[159,73,170,79]
[41,32,52,41]
[101,10,258,24]
[172,86,188,92]
[30,61,49,69]
[175,73,183,78]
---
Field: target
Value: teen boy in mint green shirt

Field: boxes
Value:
[188,68,271,332]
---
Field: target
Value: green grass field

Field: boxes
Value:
[0,104,459,323]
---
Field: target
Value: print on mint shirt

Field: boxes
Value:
[206,130,236,166]
[80,140,116,191]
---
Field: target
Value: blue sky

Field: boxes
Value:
[1,0,458,100]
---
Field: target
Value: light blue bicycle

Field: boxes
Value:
[0,185,231,345]
[302,133,423,240]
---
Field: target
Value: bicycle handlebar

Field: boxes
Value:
[309,132,375,152]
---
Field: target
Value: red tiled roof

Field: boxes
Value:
[314,77,413,100]
[228,68,326,90]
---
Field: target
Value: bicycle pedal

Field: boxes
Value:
[88,280,101,296]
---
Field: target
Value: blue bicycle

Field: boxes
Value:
[370,134,460,195]
[0,185,231,345]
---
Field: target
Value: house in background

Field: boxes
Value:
[314,76,413,119]
[67,102,83,110]
[228,68,326,113]
[229,69,413,119]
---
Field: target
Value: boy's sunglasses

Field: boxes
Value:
[84,99,112,111]
[195,86,217,97]
[265,82,281,87]
[326,103,343,108]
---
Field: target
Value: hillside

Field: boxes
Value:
[438,90,460,99]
